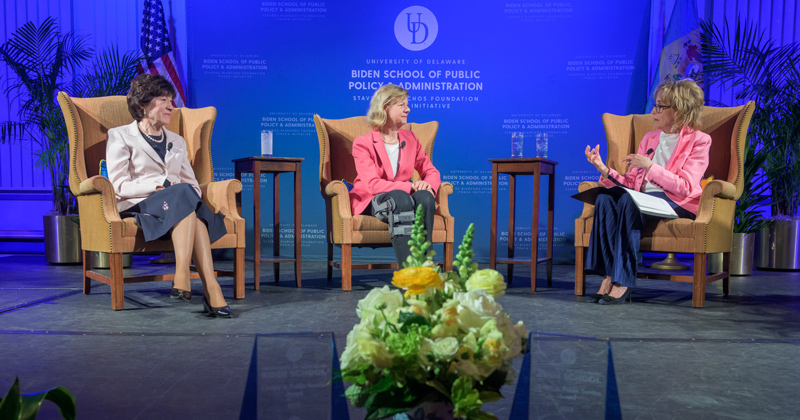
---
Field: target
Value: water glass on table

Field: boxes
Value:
[536,133,548,158]
[261,130,273,157]
[511,132,523,158]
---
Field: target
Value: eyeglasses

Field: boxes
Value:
[653,103,673,113]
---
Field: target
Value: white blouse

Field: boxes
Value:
[644,131,680,193]
[384,142,400,177]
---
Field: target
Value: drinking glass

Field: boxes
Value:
[511,132,523,158]
[536,133,548,158]
[261,130,273,157]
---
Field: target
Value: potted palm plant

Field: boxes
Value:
[700,17,800,271]
[0,17,140,263]
[728,135,771,275]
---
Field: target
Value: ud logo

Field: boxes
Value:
[394,6,438,51]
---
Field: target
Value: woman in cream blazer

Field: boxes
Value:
[106,74,232,318]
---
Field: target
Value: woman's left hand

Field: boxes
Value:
[622,154,653,170]
[412,180,433,194]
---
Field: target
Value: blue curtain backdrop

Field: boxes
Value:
[185,1,650,262]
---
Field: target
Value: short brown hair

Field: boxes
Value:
[366,84,408,129]
[126,74,177,121]
[654,78,704,130]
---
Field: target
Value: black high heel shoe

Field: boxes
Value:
[170,288,191,302]
[599,287,633,305]
[590,293,603,303]
[202,296,233,318]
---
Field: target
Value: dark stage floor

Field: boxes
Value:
[1,254,799,419]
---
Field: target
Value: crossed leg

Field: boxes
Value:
[170,212,228,308]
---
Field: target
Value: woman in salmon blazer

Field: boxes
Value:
[349,84,441,266]
[583,79,710,304]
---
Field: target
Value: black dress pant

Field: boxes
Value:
[369,189,435,266]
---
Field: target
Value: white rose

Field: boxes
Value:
[431,337,460,361]
[347,322,394,369]
[356,285,404,323]
[453,289,503,331]
[496,317,524,358]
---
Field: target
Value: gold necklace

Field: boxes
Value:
[138,123,165,143]
[381,133,399,145]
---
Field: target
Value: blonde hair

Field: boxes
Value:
[366,84,409,129]
[654,78,704,130]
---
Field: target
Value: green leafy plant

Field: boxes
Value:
[734,134,772,233]
[0,17,140,215]
[0,377,75,420]
[700,17,800,219]
[338,206,526,419]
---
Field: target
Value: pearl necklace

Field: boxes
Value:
[138,123,165,143]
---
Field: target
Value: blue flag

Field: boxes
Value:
[645,0,702,112]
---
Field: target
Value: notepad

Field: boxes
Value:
[571,186,679,218]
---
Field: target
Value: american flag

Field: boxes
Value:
[138,0,186,107]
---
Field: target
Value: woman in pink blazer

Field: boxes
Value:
[349,84,441,265]
[106,74,232,318]
[583,79,710,304]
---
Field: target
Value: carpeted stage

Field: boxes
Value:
[1,254,799,419]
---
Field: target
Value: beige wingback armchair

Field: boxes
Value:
[574,102,755,307]
[314,115,455,290]
[58,93,246,310]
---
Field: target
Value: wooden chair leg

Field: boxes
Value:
[235,247,246,298]
[722,252,730,295]
[444,242,453,272]
[341,244,352,291]
[327,243,333,282]
[110,253,125,310]
[83,250,92,295]
[575,246,586,295]
[692,253,707,308]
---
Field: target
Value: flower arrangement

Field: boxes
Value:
[338,207,528,420]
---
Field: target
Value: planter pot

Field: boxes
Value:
[89,252,133,269]
[711,233,756,275]
[754,219,800,270]
[43,214,82,264]
[731,233,756,275]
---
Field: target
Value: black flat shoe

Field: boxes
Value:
[599,288,633,305]
[202,296,232,318]
[170,288,191,302]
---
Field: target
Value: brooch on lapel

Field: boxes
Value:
[162,201,169,211]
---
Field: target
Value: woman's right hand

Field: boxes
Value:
[585,144,609,176]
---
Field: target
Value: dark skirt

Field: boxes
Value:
[122,183,227,242]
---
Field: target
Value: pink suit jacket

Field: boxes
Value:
[600,126,711,215]
[349,129,441,216]
[106,120,201,212]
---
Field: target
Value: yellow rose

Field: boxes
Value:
[465,269,507,298]
[392,266,444,298]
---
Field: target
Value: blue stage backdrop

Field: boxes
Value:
[186,1,649,263]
